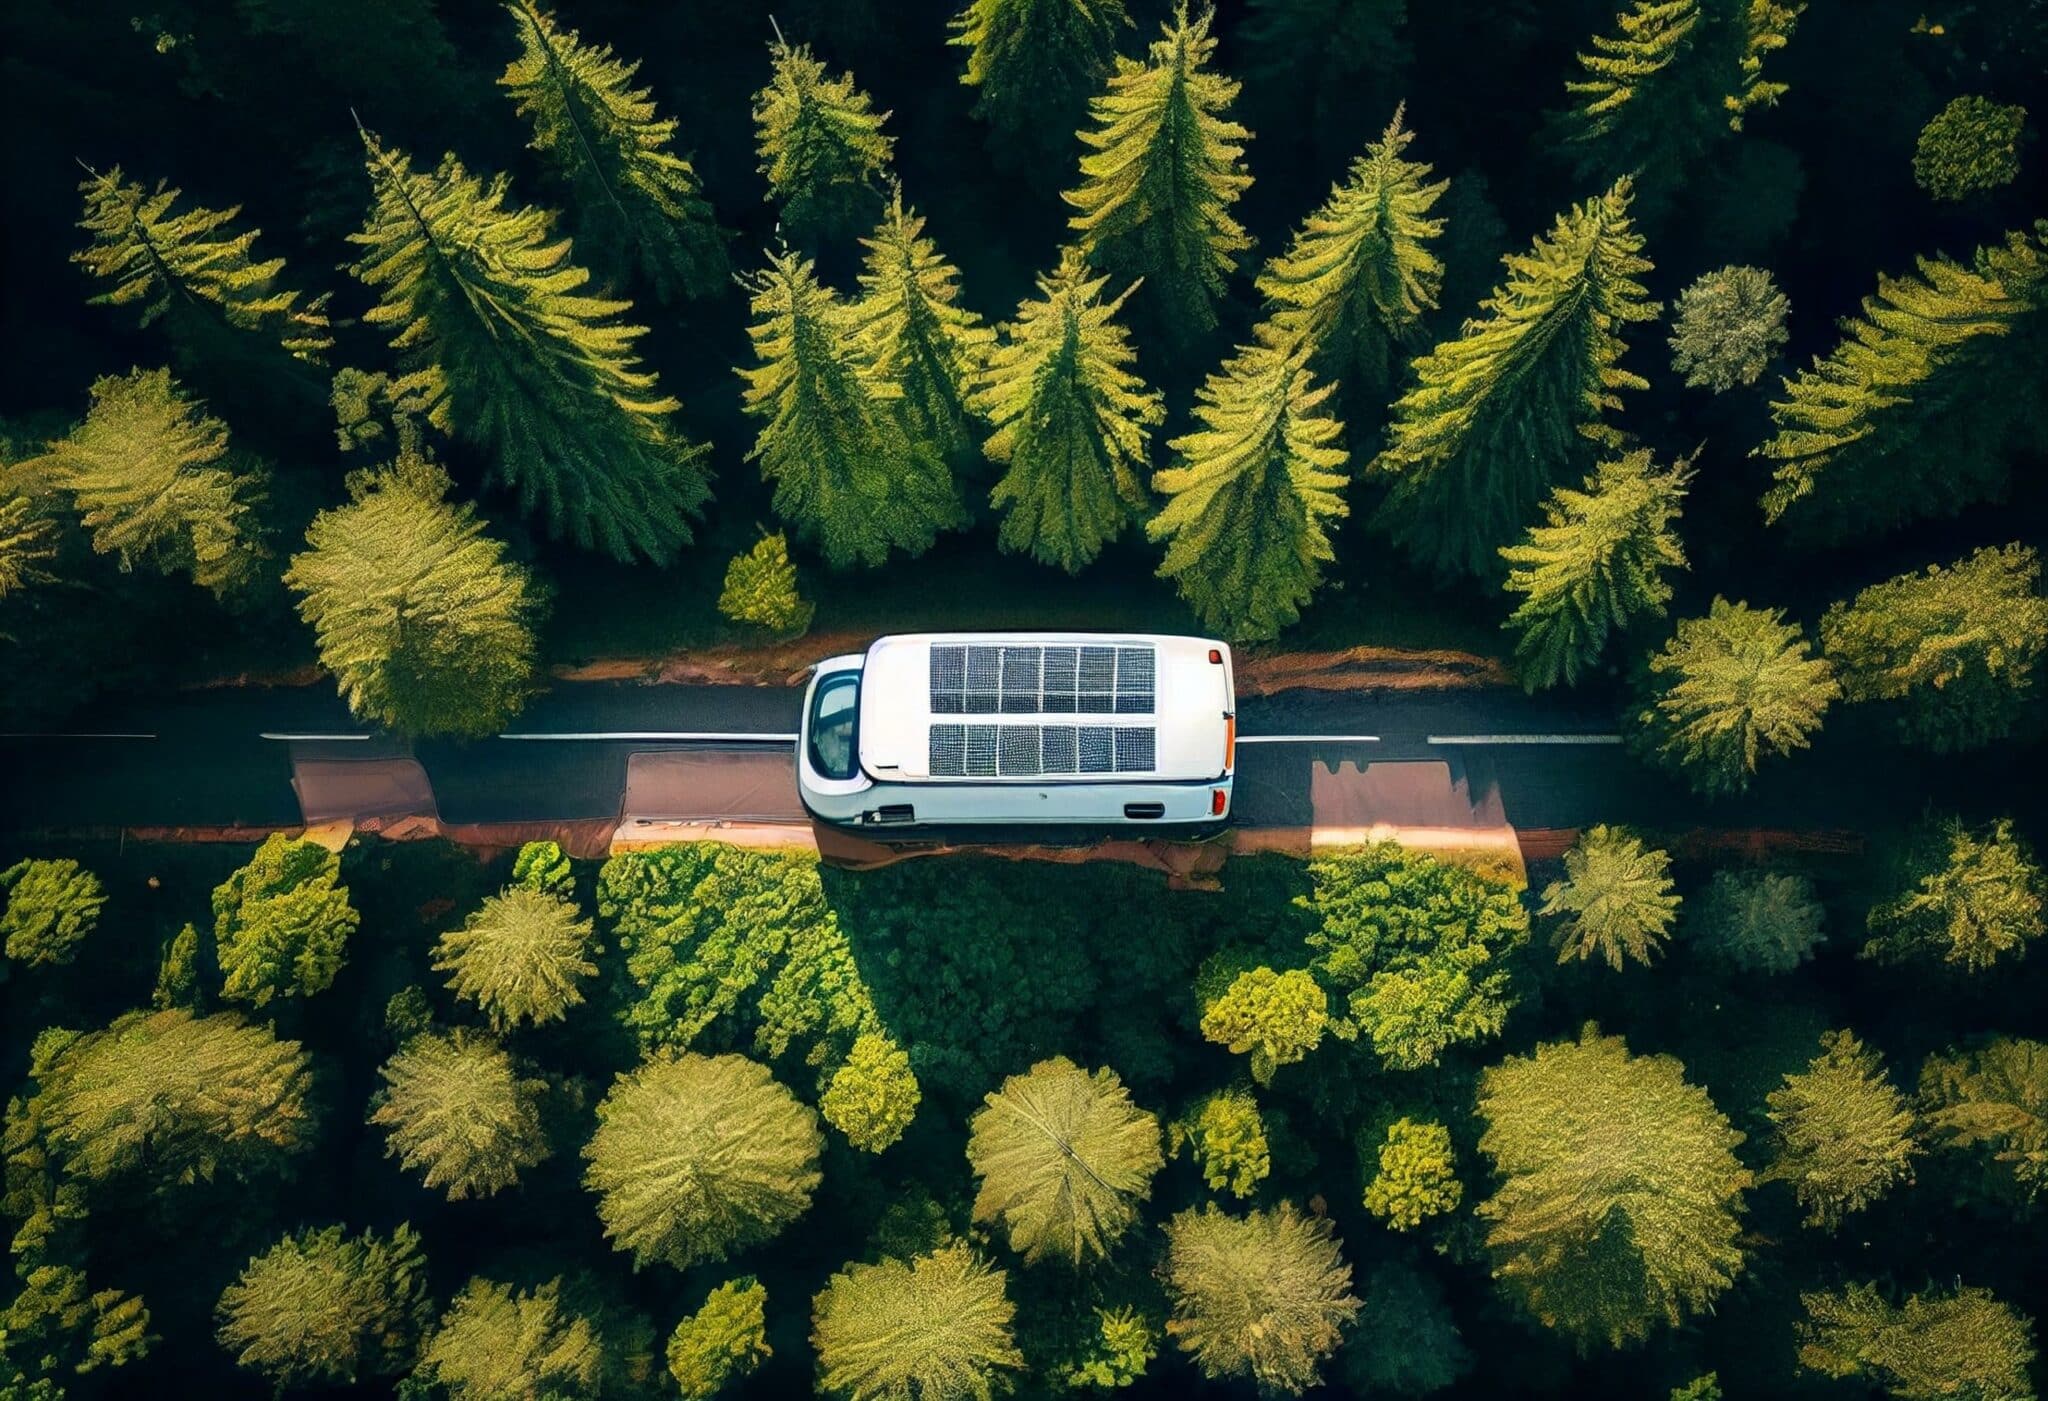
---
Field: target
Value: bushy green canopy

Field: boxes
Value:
[1162,1202,1359,1395]
[1476,1027,1749,1348]
[1198,967,1328,1084]
[433,883,597,1030]
[367,1029,549,1200]
[1668,265,1790,391]
[1539,825,1680,969]
[1,859,105,969]
[418,1278,606,1400]
[0,1262,155,1383]
[1361,1117,1462,1231]
[1764,1029,1918,1228]
[719,532,814,636]
[820,1033,922,1154]
[211,833,359,1007]
[1798,1282,2038,1401]
[966,1056,1163,1266]
[583,1051,822,1271]
[1913,95,2027,201]
[667,1278,769,1401]
[1862,817,2043,972]
[1171,1087,1270,1199]
[0,493,59,607]
[811,1243,1023,1401]
[215,1224,431,1389]
[1685,869,1826,973]
[1339,1260,1472,1398]
[1918,1038,2048,1204]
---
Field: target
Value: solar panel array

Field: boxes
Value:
[929,724,1157,777]
[930,644,1154,715]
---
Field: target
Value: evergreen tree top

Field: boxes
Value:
[1563,0,1705,140]
[851,186,994,386]
[753,33,894,230]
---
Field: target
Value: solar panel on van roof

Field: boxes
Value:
[930,644,1154,716]
[928,724,1158,778]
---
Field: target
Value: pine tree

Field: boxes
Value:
[819,1032,921,1153]
[976,246,1162,572]
[210,834,360,1008]
[850,188,993,463]
[349,131,710,563]
[1256,106,1447,398]
[1862,817,2043,972]
[1198,968,1329,1084]
[752,35,894,239]
[1821,544,2048,753]
[1726,1,1806,129]
[1764,1029,1919,1228]
[1686,869,1826,973]
[583,1052,822,1270]
[951,0,1128,161]
[420,1279,606,1401]
[215,1224,431,1389]
[1918,1038,2048,1204]
[1798,1283,2038,1401]
[1913,95,2027,201]
[1151,338,1350,641]
[740,249,962,568]
[73,167,331,360]
[285,454,542,738]
[1,859,106,969]
[0,493,59,606]
[1361,1118,1463,1231]
[1476,1027,1750,1348]
[1172,1088,1270,1198]
[433,884,597,1031]
[1371,180,1658,579]
[1539,825,1681,970]
[718,532,814,635]
[1162,1202,1359,1395]
[667,1278,769,1401]
[367,1029,549,1200]
[1669,264,1789,391]
[30,368,264,598]
[966,1056,1163,1266]
[1628,597,1839,797]
[1064,2,1252,344]
[1758,222,2048,541]
[811,1244,1023,1400]
[1500,449,1690,691]
[500,1,729,302]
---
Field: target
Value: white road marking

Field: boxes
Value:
[1427,733,1623,745]
[498,731,799,742]
[1236,734,1380,744]
[0,732,157,740]
[258,733,374,741]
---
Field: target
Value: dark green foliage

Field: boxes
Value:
[1340,1261,1471,1397]
[1301,844,1529,1071]
[1628,597,1839,797]
[1372,179,1658,579]
[951,0,1128,161]
[349,133,710,564]
[1913,95,2027,200]
[1820,544,2048,753]
[286,454,542,738]
[740,249,963,569]
[1476,1027,1749,1348]
[1669,265,1790,391]
[210,833,359,1007]
[1862,817,2043,971]
[1,860,105,969]
[667,1277,768,1401]
[1685,869,1826,973]
[753,37,895,239]
[1161,1202,1358,1394]
[1763,1029,1918,1227]
[501,1,729,302]
[1797,1282,2038,1401]
[215,1223,431,1389]
[1065,3,1252,344]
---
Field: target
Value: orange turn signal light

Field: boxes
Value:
[1223,712,1236,771]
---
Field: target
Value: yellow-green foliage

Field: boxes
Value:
[820,1033,921,1154]
[1,859,105,969]
[367,1029,549,1200]
[1162,1202,1359,1395]
[667,1278,769,1401]
[215,1224,431,1389]
[753,37,894,237]
[1362,1118,1463,1231]
[420,1278,607,1400]
[1539,825,1681,970]
[718,532,814,636]
[1798,1282,2038,1401]
[1062,1305,1158,1390]
[1764,1030,1919,1228]
[1172,1087,1271,1199]
[851,189,993,461]
[433,884,597,1031]
[811,1244,1022,1401]
[1198,967,1328,1084]
[1918,1038,2048,1203]
[210,834,360,1008]
[1863,818,2044,972]
[1913,95,2027,201]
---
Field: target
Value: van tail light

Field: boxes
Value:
[1211,788,1228,816]
[1208,648,1223,664]
[1223,712,1236,772]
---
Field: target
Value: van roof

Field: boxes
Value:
[856,633,1232,782]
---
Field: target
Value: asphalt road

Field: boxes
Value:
[0,679,2015,836]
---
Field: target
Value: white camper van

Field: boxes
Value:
[797,633,1235,832]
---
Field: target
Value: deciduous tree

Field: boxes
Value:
[819,1032,921,1153]
[367,1029,548,1200]
[1340,1260,1471,1397]
[976,247,1161,571]
[511,839,573,896]
[1171,1088,1269,1198]
[1476,1027,1749,1348]
[967,1056,1163,1266]
[211,833,358,1008]
[1,859,105,969]
[1628,598,1838,797]
[1669,265,1789,391]
[433,884,597,1031]
[753,36,894,239]
[1797,1282,2037,1401]
[350,131,709,563]
[1862,817,2043,972]
[1361,1117,1462,1231]
[286,454,542,738]
[1500,449,1690,690]
[501,1,728,302]
[1151,339,1350,641]
[583,1052,822,1270]
[1685,869,1826,973]
[1065,3,1251,344]
[950,0,1127,160]
[215,1224,431,1389]
[1764,1029,1918,1228]
[1820,544,2048,753]
[29,368,264,598]
[812,1244,1022,1400]
[1162,1202,1359,1395]
[1198,967,1328,1084]
[1913,95,2027,201]
[418,1278,607,1401]
[1918,1038,2048,1203]
[667,1278,768,1401]
[1540,825,1680,969]
[739,249,962,568]
[1371,180,1658,579]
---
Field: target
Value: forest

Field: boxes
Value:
[1,0,2046,1396]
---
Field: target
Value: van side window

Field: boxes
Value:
[808,674,860,781]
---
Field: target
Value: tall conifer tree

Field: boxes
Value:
[1256,107,1447,398]
[740,250,963,568]
[950,0,1127,160]
[349,131,709,564]
[753,35,894,240]
[1151,338,1350,640]
[500,1,729,303]
[850,188,993,463]
[976,248,1161,571]
[1371,180,1658,579]
[1065,3,1252,344]
[1499,450,1690,691]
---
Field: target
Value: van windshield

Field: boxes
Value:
[807,673,860,781]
